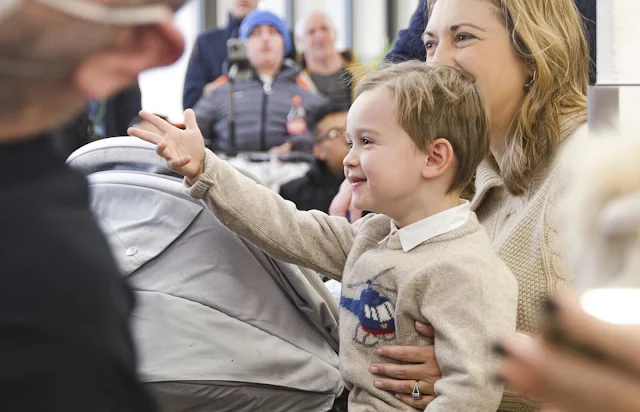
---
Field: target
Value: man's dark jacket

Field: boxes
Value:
[280,160,344,213]
[0,136,157,412]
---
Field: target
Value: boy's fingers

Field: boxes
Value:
[156,142,168,157]
[128,127,162,145]
[184,109,199,130]
[139,110,172,134]
[169,157,191,169]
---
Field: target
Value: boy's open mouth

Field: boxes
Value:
[348,176,367,184]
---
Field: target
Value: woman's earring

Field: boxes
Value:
[524,70,537,92]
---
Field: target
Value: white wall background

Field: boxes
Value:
[138,0,202,122]
[138,0,420,122]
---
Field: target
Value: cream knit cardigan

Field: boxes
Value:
[471,113,588,411]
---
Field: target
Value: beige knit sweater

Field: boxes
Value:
[188,149,518,411]
[471,114,588,412]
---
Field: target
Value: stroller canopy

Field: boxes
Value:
[67,137,343,411]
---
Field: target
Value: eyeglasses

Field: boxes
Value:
[0,0,173,25]
[316,129,346,143]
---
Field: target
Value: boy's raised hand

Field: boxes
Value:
[128,109,205,182]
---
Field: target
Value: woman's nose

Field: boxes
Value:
[429,44,454,67]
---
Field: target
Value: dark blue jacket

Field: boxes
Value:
[385,0,428,63]
[193,62,327,153]
[385,0,597,84]
[183,15,243,110]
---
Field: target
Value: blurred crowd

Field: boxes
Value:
[53,0,370,213]
[51,0,597,216]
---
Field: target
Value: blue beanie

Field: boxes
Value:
[239,10,292,55]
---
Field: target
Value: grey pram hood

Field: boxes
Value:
[67,137,343,411]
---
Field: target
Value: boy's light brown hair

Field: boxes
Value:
[354,61,491,193]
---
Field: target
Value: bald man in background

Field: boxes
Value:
[296,10,358,111]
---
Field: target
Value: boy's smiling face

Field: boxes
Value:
[344,86,429,221]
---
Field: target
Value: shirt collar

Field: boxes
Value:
[379,200,471,252]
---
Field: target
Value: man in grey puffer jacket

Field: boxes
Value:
[194,10,328,154]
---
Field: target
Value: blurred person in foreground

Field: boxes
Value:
[0,0,186,410]
[495,131,640,412]
[496,293,640,412]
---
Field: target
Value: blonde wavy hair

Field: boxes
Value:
[428,0,589,195]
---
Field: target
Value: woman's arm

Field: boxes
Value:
[329,179,364,222]
[371,321,440,409]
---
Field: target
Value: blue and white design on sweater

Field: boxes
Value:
[340,268,396,347]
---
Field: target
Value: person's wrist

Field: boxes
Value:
[186,157,205,185]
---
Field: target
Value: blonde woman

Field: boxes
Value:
[329,0,590,410]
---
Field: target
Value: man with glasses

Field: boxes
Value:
[0,0,185,410]
[280,103,349,213]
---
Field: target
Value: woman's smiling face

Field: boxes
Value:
[424,0,530,144]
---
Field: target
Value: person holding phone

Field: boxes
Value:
[193,10,327,154]
[183,0,298,110]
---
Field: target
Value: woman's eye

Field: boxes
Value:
[362,138,371,145]
[425,40,436,50]
[347,141,353,148]
[455,33,474,42]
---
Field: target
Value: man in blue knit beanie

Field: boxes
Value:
[239,9,293,57]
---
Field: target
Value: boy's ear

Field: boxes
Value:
[422,138,455,179]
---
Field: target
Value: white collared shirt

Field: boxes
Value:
[379,200,471,252]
